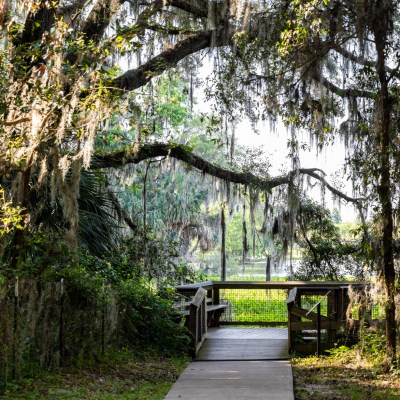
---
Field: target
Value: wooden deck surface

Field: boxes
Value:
[196,327,289,361]
[164,327,294,400]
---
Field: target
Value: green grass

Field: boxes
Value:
[221,288,288,322]
[219,288,329,323]
[2,350,189,399]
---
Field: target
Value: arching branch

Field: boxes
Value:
[113,29,232,91]
[168,0,208,18]
[91,142,361,204]
[314,75,375,99]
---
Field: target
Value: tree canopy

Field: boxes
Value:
[1,0,400,368]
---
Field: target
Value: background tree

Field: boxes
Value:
[295,199,364,281]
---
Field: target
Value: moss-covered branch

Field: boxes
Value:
[113,29,231,91]
[92,142,361,204]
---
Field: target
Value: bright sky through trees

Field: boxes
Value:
[235,121,356,222]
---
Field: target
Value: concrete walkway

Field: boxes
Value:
[164,360,294,400]
[164,328,294,400]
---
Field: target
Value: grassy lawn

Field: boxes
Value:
[291,347,400,400]
[221,288,289,322]
[219,288,328,323]
[2,351,189,399]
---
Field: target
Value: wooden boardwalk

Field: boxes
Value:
[196,327,289,361]
[165,327,294,400]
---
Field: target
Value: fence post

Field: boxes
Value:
[327,290,337,344]
[101,283,105,356]
[59,278,64,367]
[12,277,19,379]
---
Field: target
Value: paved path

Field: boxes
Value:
[164,328,294,400]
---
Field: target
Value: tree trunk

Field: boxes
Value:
[265,255,271,282]
[373,15,396,371]
[142,161,151,271]
[242,204,247,274]
[221,205,226,281]
[9,168,31,271]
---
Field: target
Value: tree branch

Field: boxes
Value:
[3,117,31,126]
[167,0,208,18]
[331,43,395,76]
[113,29,232,91]
[91,142,361,204]
[80,0,122,43]
[117,0,207,41]
[145,24,197,35]
[314,75,375,99]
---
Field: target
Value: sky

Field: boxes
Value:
[233,119,358,222]
[191,59,358,223]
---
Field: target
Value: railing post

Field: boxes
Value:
[188,288,207,357]
[213,286,220,305]
[327,290,337,345]
[286,288,298,353]
[317,303,321,356]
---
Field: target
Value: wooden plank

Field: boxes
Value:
[207,304,227,312]
[164,360,295,400]
[175,281,215,291]
[206,327,288,340]
[176,281,366,300]
[196,336,289,361]
[290,321,342,330]
[191,287,206,307]
[286,288,297,305]
[220,321,287,326]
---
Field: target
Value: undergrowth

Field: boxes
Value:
[2,349,189,399]
[291,332,400,400]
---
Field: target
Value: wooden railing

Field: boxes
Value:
[286,284,368,353]
[175,281,371,355]
[187,287,207,356]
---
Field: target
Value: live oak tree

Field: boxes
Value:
[0,0,358,257]
[1,0,397,367]
[212,0,399,369]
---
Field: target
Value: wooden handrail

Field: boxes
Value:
[175,281,214,291]
[187,287,207,356]
[176,280,366,292]
[213,281,366,290]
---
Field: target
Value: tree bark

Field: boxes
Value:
[221,205,226,281]
[242,204,247,274]
[265,254,271,282]
[373,10,396,371]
